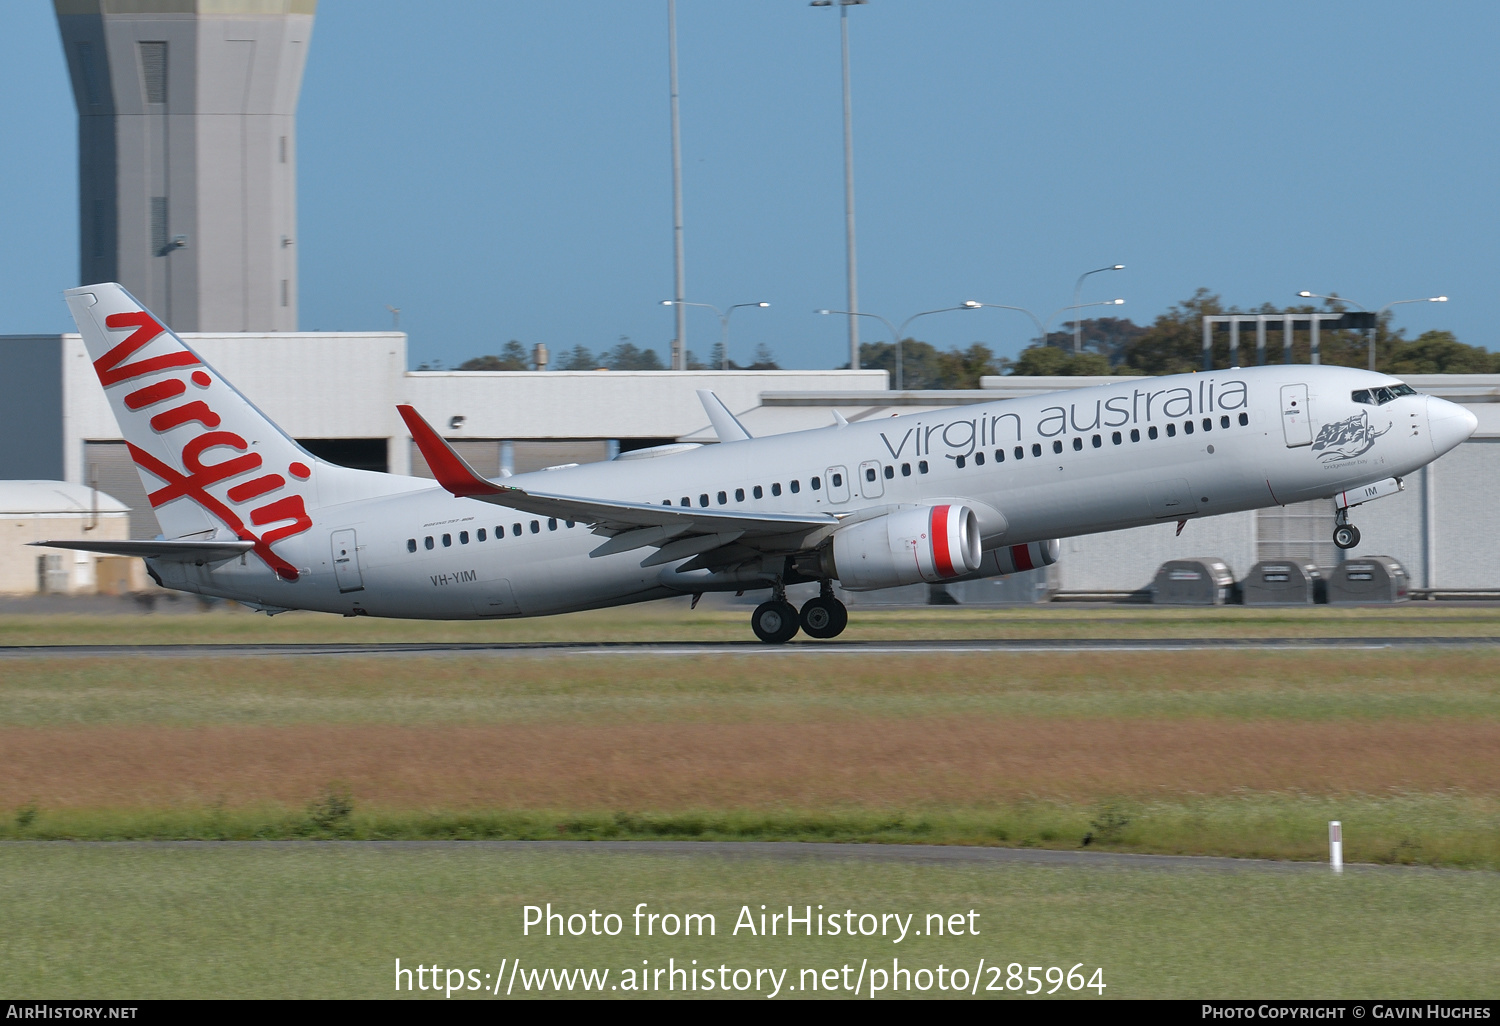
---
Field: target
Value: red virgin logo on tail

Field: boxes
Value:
[97,312,312,581]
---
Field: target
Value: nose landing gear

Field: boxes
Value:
[1332,507,1361,550]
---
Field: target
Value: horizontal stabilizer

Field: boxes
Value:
[31,539,255,563]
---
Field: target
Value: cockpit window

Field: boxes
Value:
[1352,383,1418,406]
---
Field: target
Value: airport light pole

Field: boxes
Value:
[817,304,975,390]
[965,298,1124,356]
[1298,291,1448,371]
[810,0,867,371]
[667,0,688,369]
[1073,264,1125,354]
[661,300,770,369]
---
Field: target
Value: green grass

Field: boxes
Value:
[3,796,1498,870]
[3,601,1500,646]
[1,649,1497,726]
[1,844,1495,999]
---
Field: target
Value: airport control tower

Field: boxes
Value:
[55,0,315,332]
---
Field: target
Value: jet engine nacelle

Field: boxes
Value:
[830,504,982,591]
[981,538,1061,576]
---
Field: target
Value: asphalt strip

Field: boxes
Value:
[0,637,1498,658]
[6,839,1474,874]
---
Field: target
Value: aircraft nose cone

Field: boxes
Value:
[1427,396,1478,456]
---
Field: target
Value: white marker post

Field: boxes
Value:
[1329,821,1343,873]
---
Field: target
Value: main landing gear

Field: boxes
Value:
[750,582,848,644]
[1332,507,1361,550]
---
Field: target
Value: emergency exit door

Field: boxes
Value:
[1280,384,1312,447]
[331,529,364,592]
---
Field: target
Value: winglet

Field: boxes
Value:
[398,404,506,498]
[832,410,849,427]
[695,389,752,442]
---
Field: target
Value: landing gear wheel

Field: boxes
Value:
[799,596,849,639]
[1333,524,1361,550]
[751,600,801,644]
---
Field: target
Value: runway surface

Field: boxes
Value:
[10,838,1421,874]
[1,636,1498,658]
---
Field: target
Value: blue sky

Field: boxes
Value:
[2,0,1495,369]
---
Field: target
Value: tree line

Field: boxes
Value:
[442,289,1493,382]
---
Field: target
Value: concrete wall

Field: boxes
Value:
[1,510,133,595]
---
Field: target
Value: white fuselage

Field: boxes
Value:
[149,364,1467,618]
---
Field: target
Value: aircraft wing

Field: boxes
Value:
[31,539,255,563]
[399,405,839,564]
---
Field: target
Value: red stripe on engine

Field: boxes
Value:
[931,505,955,577]
[1011,543,1035,572]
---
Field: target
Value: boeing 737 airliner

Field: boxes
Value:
[42,283,1478,642]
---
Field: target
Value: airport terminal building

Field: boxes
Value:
[2,328,1495,599]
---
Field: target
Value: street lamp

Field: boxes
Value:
[966,299,1124,355]
[1073,264,1125,354]
[816,304,975,390]
[667,0,687,369]
[811,0,868,371]
[1298,291,1448,371]
[661,300,771,369]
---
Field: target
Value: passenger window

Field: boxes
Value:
[1092,434,1102,448]
[1238,412,1249,426]
[681,497,691,507]
[459,531,469,544]
[425,536,434,550]
[995,449,1005,462]
[1031,443,1042,457]
[513,523,522,537]
[790,480,800,494]
[811,477,821,490]
[900,464,911,477]
[1183,420,1193,435]
[865,467,877,482]
[477,528,487,542]
[699,494,709,507]
[735,488,745,501]
[496,526,504,537]
[1053,440,1063,454]
[1072,438,1083,451]
[771,483,782,496]
[883,466,894,479]
[1112,431,1122,445]
[1221,415,1230,429]
[919,460,929,474]
[548,518,557,530]
[974,451,985,466]
[407,538,417,553]
[717,491,728,504]
[1130,428,1140,442]
[442,533,452,547]
[1015,446,1024,460]
[955,454,966,468]
[566,520,575,528]
[754,485,763,499]
[830,474,842,488]
[1202,418,1212,432]
[1166,423,1177,437]
[1148,426,1159,439]
[530,520,540,533]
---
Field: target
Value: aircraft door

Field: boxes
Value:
[826,466,851,504]
[858,460,885,499]
[1280,384,1312,447]
[331,528,364,593]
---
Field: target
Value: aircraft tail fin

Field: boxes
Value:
[62,283,406,580]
